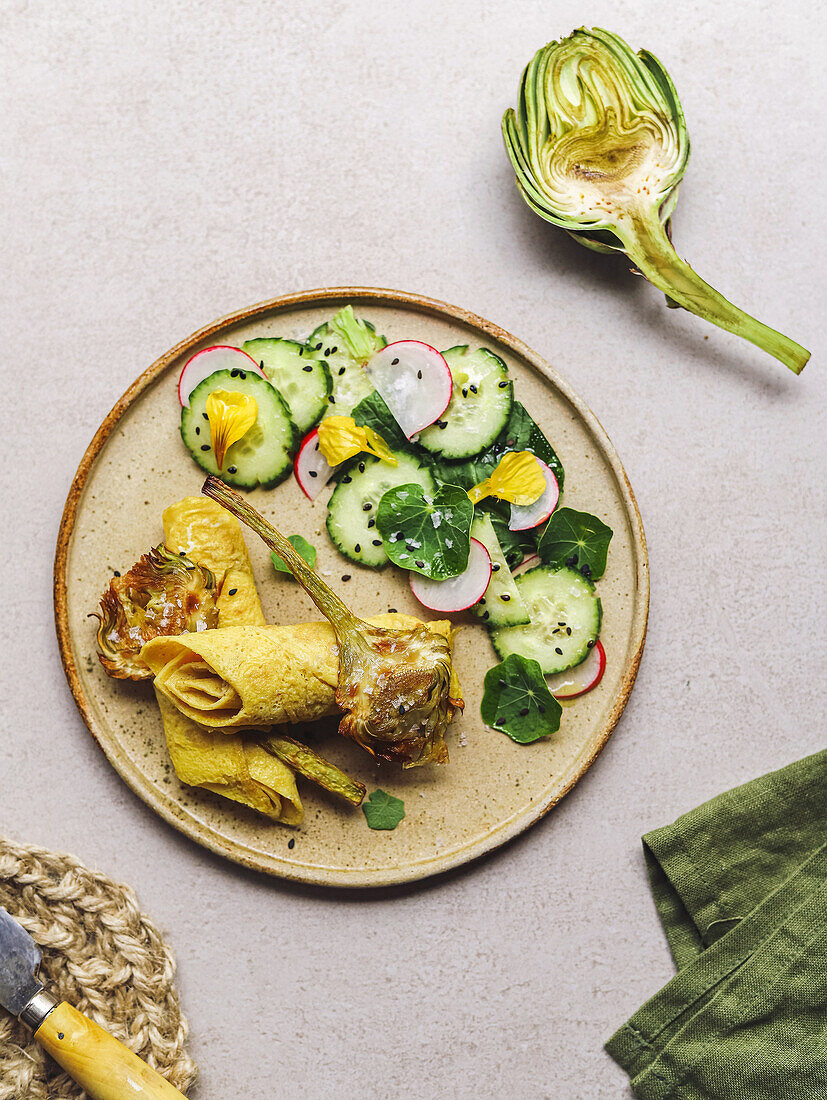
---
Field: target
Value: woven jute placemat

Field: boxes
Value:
[0,837,197,1098]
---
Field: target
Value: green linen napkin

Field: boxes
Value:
[606,749,827,1099]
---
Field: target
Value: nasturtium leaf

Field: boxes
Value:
[351,390,410,453]
[480,654,562,743]
[271,534,317,575]
[376,482,473,579]
[537,507,613,579]
[362,789,405,830]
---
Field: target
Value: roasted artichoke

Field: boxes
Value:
[96,544,219,679]
[202,476,463,767]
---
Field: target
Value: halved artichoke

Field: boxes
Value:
[502,28,809,373]
[96,544,219,680]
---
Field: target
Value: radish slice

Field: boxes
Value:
[365,341,452,438]
[508,459,559,531]
[294,428,334,501]
[511,552,540,577]
[178,346,266,408]
[547,640,606,699]
[409,539,491,613]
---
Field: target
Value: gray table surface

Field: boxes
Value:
[2,2,824,1096]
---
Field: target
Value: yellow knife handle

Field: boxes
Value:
[35,1002,187,1099]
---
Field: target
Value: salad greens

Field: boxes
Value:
[438,402,564,492]
[502,28,809,374]
[480,654,562,743]
[362,789,406,830]
[271,534,317,574]
[351,390,410,452]
[538,507,613,579]
[376,482,474,579]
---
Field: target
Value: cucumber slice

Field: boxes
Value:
[470,514,530,627]
[326,453,436,568]
[180,369,297,490]
[309,315,386,415]
[489,565,601,674]
[418,346,513,459]
[242,338,331,434]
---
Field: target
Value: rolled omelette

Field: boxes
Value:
[156,497,302,823]
[143,614,455,732]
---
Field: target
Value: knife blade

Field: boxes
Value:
[0,907,43,1016]
[0,906,186,1098]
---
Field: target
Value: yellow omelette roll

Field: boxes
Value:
[143,614,454,731]
[156,497,302,823]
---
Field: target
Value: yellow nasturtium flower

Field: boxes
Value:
[317,416,398,467]
[467,451,545,506]
[206,390,258,470]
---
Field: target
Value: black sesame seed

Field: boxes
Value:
[392,358,399,366]
[358,462,365,473]
[555,647,563,655]
[324,347,331,356]
[201,444,210,451]
[228,465,237,473]
[491,563,500,572]
[388,608,397,614]
[566,627,572,635]
[438,420,447,429]
[202,412,209,420]
[372,538,382,546]
[287,837,295,849]
[315,342,322,350]
[498,380,509,388]
[469,384,477,394]
[482,611,490,620]
[342,475,351,483]
[354,544,361,552]
[308,470,318,478]
[328,395,336,404]
[298,347,304,356]
[501,594,511,601]
[519,707,529,717]
[367,518,375,528]
[362,502,372,511]
[479,597,486,605]
[195,426,200,435]
[557,622,566,627]
[415,560,425,568]
[338,366,346,376]
[581,564,592,577]
[462,387,468,398]
[113,570,121,577]
[302,364,313,372]
[230,368,239,377]
[228,588,237,595]
[587,639,595,649]
[417,370,422,379]
[398,704,405,715]
[239,371,246,379]
[342,574,351,581]
[330,346,338,354]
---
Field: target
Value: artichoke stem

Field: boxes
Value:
[202,476,361,635]
[624,211,810,374]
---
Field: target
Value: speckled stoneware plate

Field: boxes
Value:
[55,288,648,888]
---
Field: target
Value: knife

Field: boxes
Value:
[0,906,186,1099]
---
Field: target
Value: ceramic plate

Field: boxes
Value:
[54,288,648,887]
